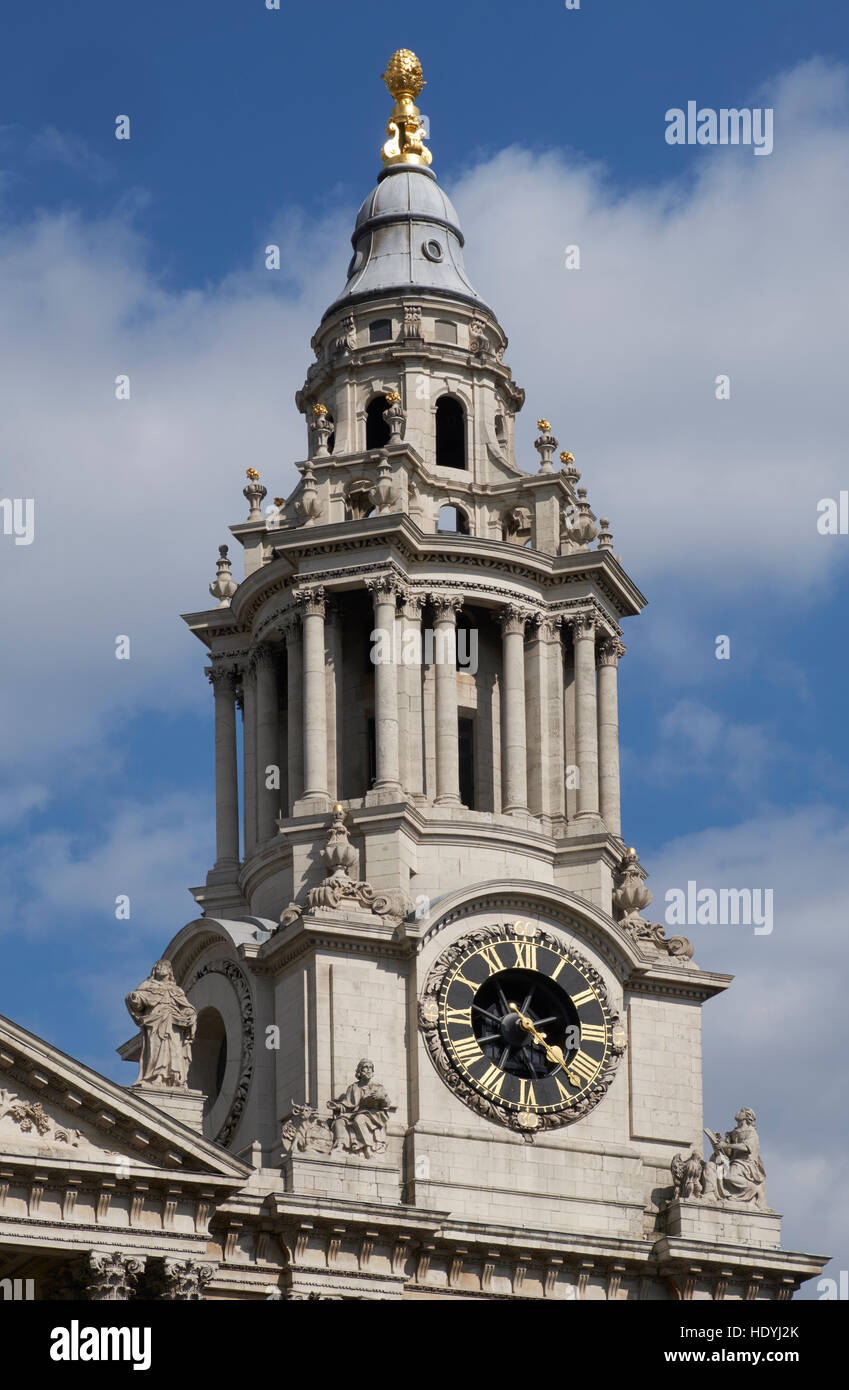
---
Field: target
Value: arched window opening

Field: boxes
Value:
[365,396,391,450]
[345,481,374,520]
[325,411,335,453]
[435,396,466,469]
[187,1007,228,1109]
[369,318,392,344]
[437,504,470,535]
[495,413,506,446]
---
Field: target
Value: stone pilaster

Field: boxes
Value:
[430,594,463,806]
[597,637,625,837]
[499,605,529,816]
[207,664,240,870]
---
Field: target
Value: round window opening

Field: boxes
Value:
[422,238,444,263]
[187,1007,228,1109]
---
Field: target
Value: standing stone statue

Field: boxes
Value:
[327,1059,391,1159]
[126,960,197,1089]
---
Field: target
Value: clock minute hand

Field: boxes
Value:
[508,1003,579,1084]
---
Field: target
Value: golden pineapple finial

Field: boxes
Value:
[380,50,432,170]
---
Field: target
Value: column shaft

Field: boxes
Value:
[300,589,329,803]
[400,595,424,798]
[368,579,402,797]
[500,607,529,815]
[573,616,600,817]
[432,595,462,805]
[254,644,281,843]
[284,617,303,813]
[597,638,624,836]
[241,666,257,858]
[209,666,239,868]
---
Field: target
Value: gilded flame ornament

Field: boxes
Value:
[380,49,432,169]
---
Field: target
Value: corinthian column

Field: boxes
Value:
[597,637,625,836]
[283,612,303,814]
[297,587,329,806]
[400,593,425,798]
[366,576,402,801]
[241,660,257,859]
[207,664,239,869]
[430,594,463,806]
[572,615,600,820]
[253,643,280,843]
[499,605,529,815]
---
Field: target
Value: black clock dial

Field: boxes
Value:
[437,926,616,1115]
[471,969,579,1079]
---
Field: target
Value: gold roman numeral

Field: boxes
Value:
[445,1004,472,1027]
[518,1077,537,1107]
[453,1034,483,1064]
[553,1075,573,1101]
[569,1049,600,1083]
[512,940,538,971]
[550,957,567,980]
[477,1063,506,1096]
[571,987,597,1008]
[580,1023,606,1043]
[452,969,478,992]
[477,944,507,974]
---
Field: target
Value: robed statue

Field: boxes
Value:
[327,1059,391,1159]
[126,960,197,1089]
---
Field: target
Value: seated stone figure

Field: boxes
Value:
[327,1059,391,1159]
[702,1108,767,1208]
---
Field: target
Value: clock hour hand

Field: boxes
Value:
[509,1003,580,1085]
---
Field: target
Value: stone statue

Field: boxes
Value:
[327,1059,391,1159]
[126,960,197,1089]
[703,1108,767,1208]
[670,1108,767,1210]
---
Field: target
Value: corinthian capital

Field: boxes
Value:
[366,574,403,605]
[86,1251,145,1301]
[251,642,277,672]
[205,663,238,691]
[499,604,529,637]
[294,586,326,618]
[597,637,626,667]
[570,613,597,641]
[429,592,463,622]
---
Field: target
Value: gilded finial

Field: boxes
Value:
[384,390,401,403]
[537,419,551,432]
[380,49,432,169]
[560,451,574,465]
[246,467,260,480]
[312,402,328,417]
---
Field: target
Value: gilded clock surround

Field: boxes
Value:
[418,922,627,1139]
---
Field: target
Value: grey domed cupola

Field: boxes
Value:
[324,49,490,318]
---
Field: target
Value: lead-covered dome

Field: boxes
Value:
[324,164,491,319]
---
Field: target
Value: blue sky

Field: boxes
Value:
[1,1,848,1294]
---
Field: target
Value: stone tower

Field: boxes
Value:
[149,51,824,1299]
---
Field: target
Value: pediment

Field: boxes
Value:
[0,1012,249,1186]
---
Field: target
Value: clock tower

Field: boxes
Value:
[151,50,824,1300]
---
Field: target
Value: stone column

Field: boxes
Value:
[431,594,463,806]
[400,593,425,799]
[366,577,402,801]
[283,612,303,814]
[500,605,529,815]
[572,615,600,820]
[241,661,257,859]
[597,637,625,836]
[207,664,239,869]
[298,588,329,807]
[254,643,281,844]
[526,613,563,825]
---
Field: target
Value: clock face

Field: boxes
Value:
[420,920,626,1134]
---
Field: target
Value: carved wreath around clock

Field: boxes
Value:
[418,922,627,1138]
